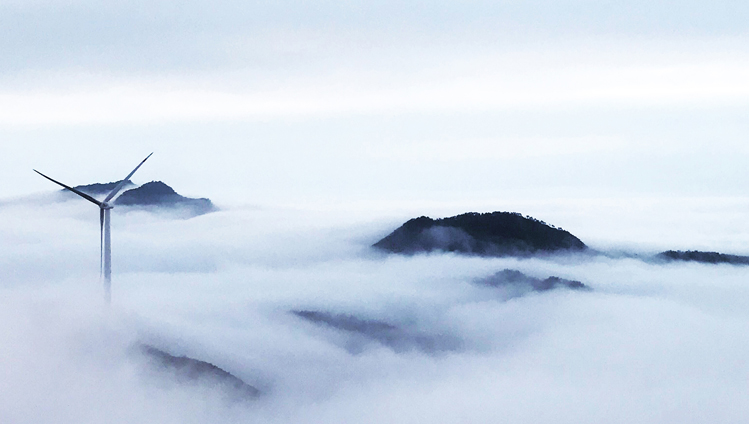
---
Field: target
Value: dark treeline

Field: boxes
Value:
[374,212,586,256]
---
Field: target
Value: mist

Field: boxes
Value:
[2,193,749,424]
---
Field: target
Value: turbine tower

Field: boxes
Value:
[34,153,153,303]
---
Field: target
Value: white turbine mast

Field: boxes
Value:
[34,153,153,303]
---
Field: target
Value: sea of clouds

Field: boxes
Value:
[1,193,749,424]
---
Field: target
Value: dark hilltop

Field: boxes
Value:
[114,181,216,215]
[655,250,749,265]
[292,310,461,354]
[139,344,260,400]
[69,180,215,216]
[373,212,586,257]
[477,269,589,297]
[71,179,135,196]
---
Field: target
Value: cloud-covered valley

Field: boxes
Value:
[2,193,749,424]
[2,0,749,421]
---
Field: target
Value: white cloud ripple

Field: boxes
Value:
[1,195,749,423]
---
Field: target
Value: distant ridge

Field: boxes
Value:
[140,344,260,399]
[292,310,461,354]
[70,180,134,195]
[656,250,749,265]
[114,181,215,215]
[374,212,586,256]
[60,180,215,217]
[477,269,589,294]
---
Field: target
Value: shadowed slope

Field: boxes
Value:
[69,180,135,196]
[478,269,588,292]
[139,344,260,399]
[374,212,586,257]
[114,181,216,216]
[292,310,461,354]
[656,250,749,265]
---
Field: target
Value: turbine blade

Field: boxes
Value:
[34,169,103,207]
[100,208,104,278]
[104,152,153,203]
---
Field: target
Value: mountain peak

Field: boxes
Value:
[114,180,215,216]
[374,211,586,256]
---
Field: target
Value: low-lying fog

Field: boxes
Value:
[2,194,749,423]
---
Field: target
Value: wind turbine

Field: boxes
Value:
[34,153,153,303]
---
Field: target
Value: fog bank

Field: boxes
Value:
[1,195,748,423]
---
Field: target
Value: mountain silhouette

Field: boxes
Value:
[114,181,215,215]
[477,269,589,296]
[67,180,215,216]
[70,179,134,195]
[656,250,749,265]
[139,344,260,400]
[292,310,461,354]
[374,212,586,256]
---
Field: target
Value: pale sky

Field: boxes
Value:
[2,0,748,212]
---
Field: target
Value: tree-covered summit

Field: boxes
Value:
[374,212,586,256]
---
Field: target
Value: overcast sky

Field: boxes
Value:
[1,0,748,216]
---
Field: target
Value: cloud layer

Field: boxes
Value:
[2,194,749,423]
